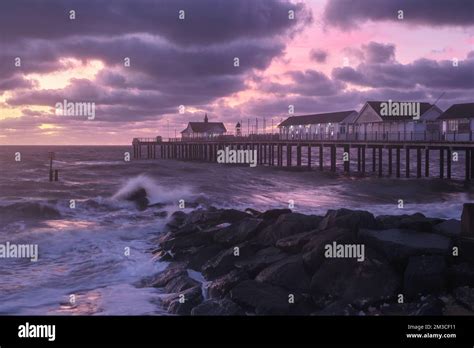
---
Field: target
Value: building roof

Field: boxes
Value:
[278,110,357,127]
[366,101,434,121]
[181,122,227,133]
[438,103,474,120]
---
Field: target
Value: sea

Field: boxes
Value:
[0,145,473,315]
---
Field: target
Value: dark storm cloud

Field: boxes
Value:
[362,42,395,63]
[309,49,328,63]
[0,0,311,45]
[332,52,474,89]
[0,75,36,91]
[324,0,474,30]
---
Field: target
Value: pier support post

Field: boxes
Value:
[471,149,474,179]
[372,147,376,172]
[447,148,452,179]
[344,145,350,173]
[287,145,292,167]
[330,145,336,172]
[406,148,410,178]
[425,148,430,177]
[417,148,422,178]
[396,148,401,178]
[361,146,366,175]
[388,147,392,176]
[297,145,302,167]
[466,149,471,182]
[357,147,361,172]
[319,145,323,171]
[378,147,382,177]
[307,145,311,169]
[440,148,445,179]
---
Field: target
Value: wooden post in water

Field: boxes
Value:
[396,148,401,178]
[372,147,376,172]
[466,149,471,182]
[417,148,422,178]
[344,145,350,173]
[471,149,474,179]
[405,147,410,178]
[378,147,382,177]
[307,145,311,168]
[319,145,323,171]
[388,147,392,176]
[287,144,292,167]
[330,145,336,172]
[296,145,302,167]
[447,148,452,179]
[357,147,361,172]
[48,152,55,182]
[54,169,59,181]
[361,146,366,175]
[440,148,445,179]
[425,148,430,177]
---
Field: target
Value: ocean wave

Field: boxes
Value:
[0,202,62,223]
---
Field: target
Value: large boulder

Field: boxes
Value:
[453,286,474,311]
[433,219,461,238]
[310,249,400,308]
[124,187,149,210]
[187,244,224,271]
[213,218,264,246]
[376,213,442,232]
[230,280,290,315]
[234,246,288,277]
[208,269,249,299]
[403,255,446,298]
[257,213,321,246]
[185,208,249,227]
[201,242,260,280]
[164,286,203,315]
[319,209,377,232]
[359,228,451,266]
[255,255,311,293]
[166,211,187,230]
[165,274,201,294]
[260,209,292,221]
[149,264,188,288]
[275,231,316,253]
[461,203,474,237]
[191,298,245,316]
[448,263,474,288]
[302,227,354,273]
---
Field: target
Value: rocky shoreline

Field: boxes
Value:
[139,204,474,316]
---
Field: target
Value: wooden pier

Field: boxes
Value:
[132,137,474,182]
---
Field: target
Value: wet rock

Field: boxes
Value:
[161,229,212,251]
[151,267,188,288]
[201,242,260,280]
[458,238,474,264]
[187,244,224,271]
[404,255,446,298]
[448,263,474,288]
[234,246,288,277]
[359,228,451,265]
[165,274,201,293]
[461,203,474,237]
[166,211,187,230]
[186,208,249,227]
[230,280,290,315]
[124,187,149,210]
[208,269,249,299]
[260,208,292,221]
[376,213,442,232]
[327,208,378,232]
[379,296,444,315]
[310,250,400,308]
[165,286,203,315]
[433,219,461,238]
[302,227,354,273]
[256,255,311,293]
[313,301,358,316]
[244,208,262,217]
[257,213,321,246]
[214,218,264,246]
[191,298,245,316]
[453,286,474,311]
[275,230,316,253]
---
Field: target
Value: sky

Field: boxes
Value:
[0,0,473,145]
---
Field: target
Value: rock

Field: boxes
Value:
[313,301,358,316]
[201,242,260,280]
[165,286,203,315]
[154,211,168,218]
[461,203,474,237]
[166,211,187,230]
[124,187,149,210]
[165,274,201,293]
[150,265,188,288]
[214,218,264,246]
[453,286,474,311]
[326,209,377,232]
[376,213,442,232]
[448,263,474,288]
[244,208,262,217]
[208,269,249,299]
[234,246,288,277]
[260,209,292,221]
[187,244,224,271]
[255,255,311,293]
[359,228,451,265]
[433,219,461,237]
[275,231,316,253]
[379,296,444,316]
[458,238,474,263]
[184,208,248,227]
[191,298,245,316]
[302,227,354,273]
[310,250,400,308]
[257,213,321,246]
[403,255,446,298]
[161,229,212,251]
[230,280,290,315]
